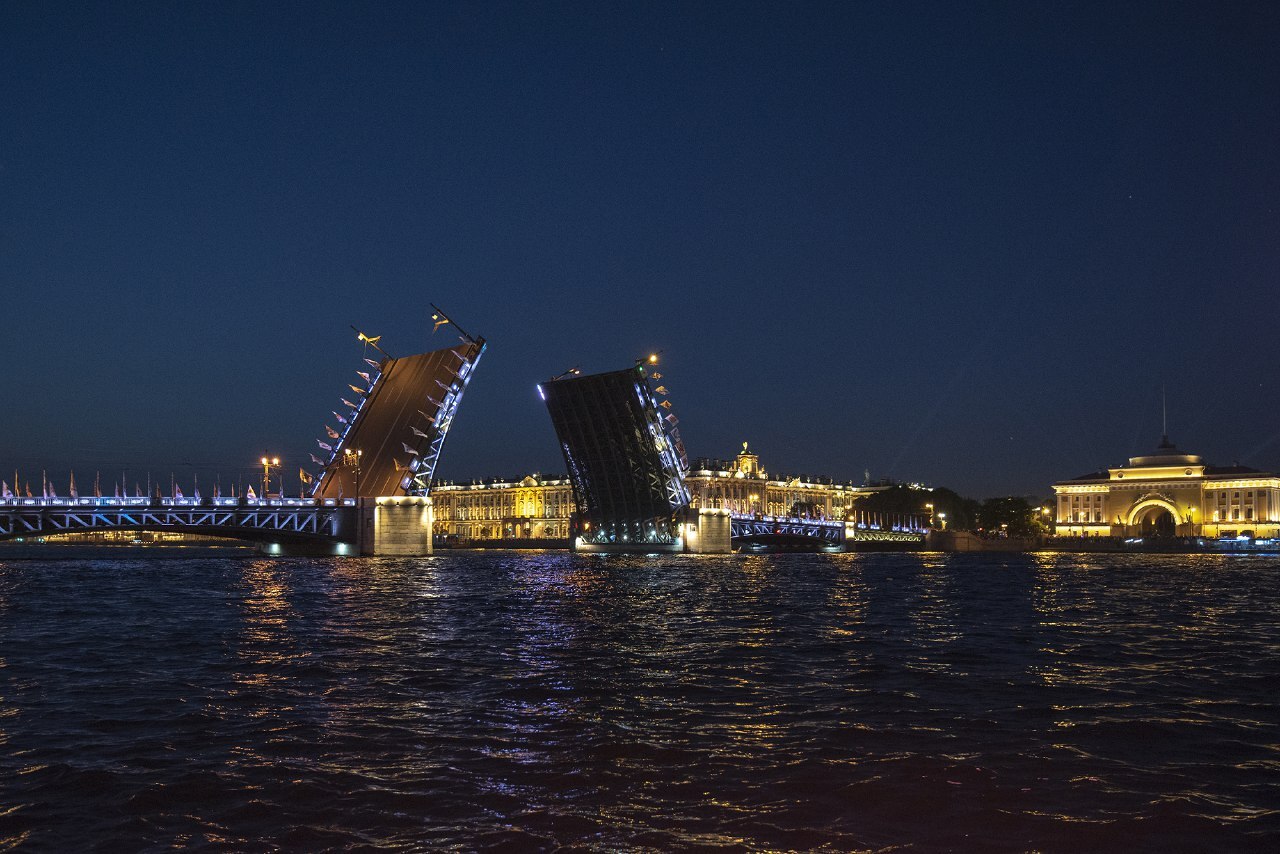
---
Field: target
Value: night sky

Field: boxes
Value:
[3,2,1278,498]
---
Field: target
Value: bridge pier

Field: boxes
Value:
[683,507,732,553]
[358,497,433,556]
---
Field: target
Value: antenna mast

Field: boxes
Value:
[1161,385,1169,444]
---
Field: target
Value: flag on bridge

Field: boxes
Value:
[326,426,341,439]
[332,411,348,425]
[402,442,417,455]
[173,483,183,499]
[348,384,366,396]
[317,440,334,452]
[70,471,79,499]
[363,358,379,369]
[246,485,257,500]
[356,371,371,384]
[341,398,358,409]
[1,481,11,499]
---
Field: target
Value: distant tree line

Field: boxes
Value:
[855,485,1052,537]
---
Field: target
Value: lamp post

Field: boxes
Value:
[344,448,363,497]
[938,511,947,531]
[924,502,935,529]
[260,455,280,499]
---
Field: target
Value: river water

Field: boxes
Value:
[0,551,1276,851]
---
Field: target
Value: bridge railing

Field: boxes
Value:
[729,512,843,527]
[0,497,358,509]
[728,512,929,534]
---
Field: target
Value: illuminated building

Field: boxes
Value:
[431,443,878,545]
[1052,435,1280,539]
[432,475,575,543]
[685,443,872,519]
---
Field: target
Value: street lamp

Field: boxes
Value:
[938,511,947,530]
[924,502,935,528]
[260,454,280,499]
[343,448,363,497]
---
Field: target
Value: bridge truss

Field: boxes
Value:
[730,514,845,543]
[0,498,356,545]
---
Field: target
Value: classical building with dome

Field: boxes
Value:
[1052,435,1280,539]
[431,443,878,544]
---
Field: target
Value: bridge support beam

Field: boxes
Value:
[683,507,732,554]
[359,496,433,556]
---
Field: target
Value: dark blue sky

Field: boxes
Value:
[3,1,1278,497]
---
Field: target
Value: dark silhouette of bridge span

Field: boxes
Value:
[539,360,925,554]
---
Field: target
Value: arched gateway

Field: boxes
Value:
[1127,499,1180,537]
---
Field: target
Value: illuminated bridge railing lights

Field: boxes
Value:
[0,497,357,509]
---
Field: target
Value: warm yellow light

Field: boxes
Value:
[272,457,280,465]
[648,354,658,364]
[260,457,268,465]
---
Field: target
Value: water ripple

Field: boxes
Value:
[0,552,1277,850]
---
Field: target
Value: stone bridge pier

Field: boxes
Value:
[357,497,433,556]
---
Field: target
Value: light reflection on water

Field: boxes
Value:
[0,551,1276,850]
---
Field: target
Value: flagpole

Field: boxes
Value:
[350,325,394,360]
[429,303,476,343]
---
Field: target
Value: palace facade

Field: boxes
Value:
[432,475,576,542]
[684,443,870,519]
[431,444,876,544]
[1052,436,1280,539]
